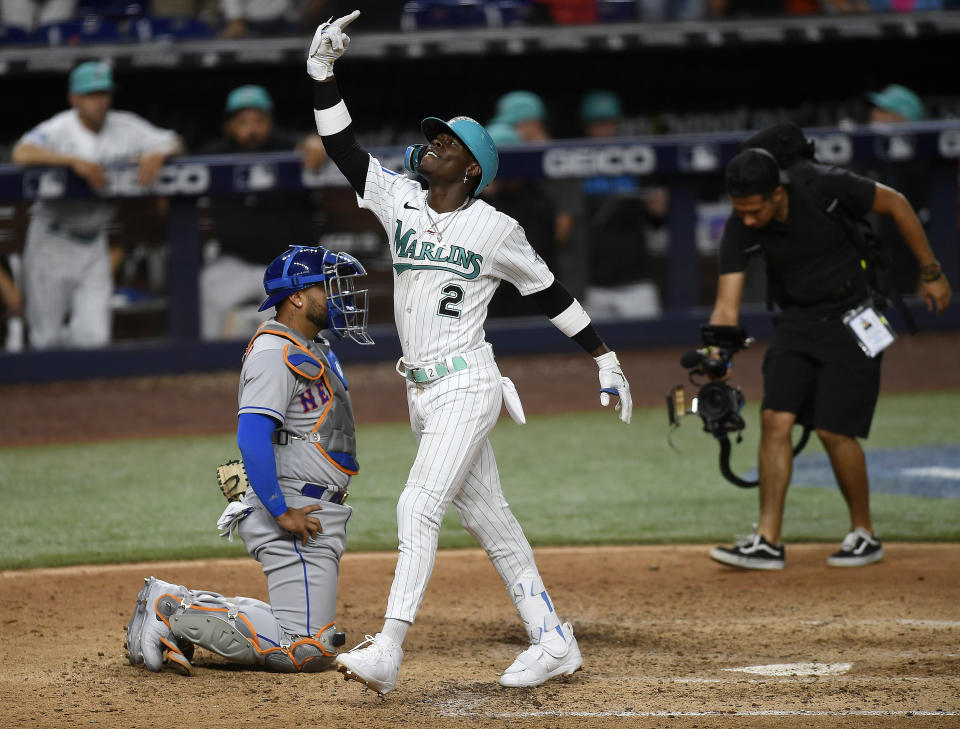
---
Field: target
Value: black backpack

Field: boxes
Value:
[740,122,916,332]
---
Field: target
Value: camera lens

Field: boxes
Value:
[698,382,735,421]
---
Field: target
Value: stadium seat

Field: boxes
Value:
[596,0,637,23]
[76,0,150,19]
[133,16,214,41]
[39,17,128,45]
[492,0,535,26]
[401,0,491,30]
[0,25,34,44]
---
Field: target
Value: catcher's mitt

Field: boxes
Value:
[217,459,250,502]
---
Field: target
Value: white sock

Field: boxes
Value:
[381,618,411,646]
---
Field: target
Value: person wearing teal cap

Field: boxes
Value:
[868,84,924,124]
[493,89,588,299]
[197,84,327,340]
[481,121,561,320]
[11,61,182,349]
[494,89,549,142]
[866,83,929,311]
[579,89,622,139]
[577,89,663,319]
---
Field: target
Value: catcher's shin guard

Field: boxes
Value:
[168,592,262,665]
[263,624,343,673]
[168,593,343,672]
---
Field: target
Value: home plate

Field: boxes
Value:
[723,662,852,677]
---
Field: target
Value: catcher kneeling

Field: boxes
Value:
[125,245,374,674]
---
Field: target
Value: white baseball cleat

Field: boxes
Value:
[499,622,583,688]
[336,633,403,696]
[125,576,193,675]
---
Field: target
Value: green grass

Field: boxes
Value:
[1,389,958,570]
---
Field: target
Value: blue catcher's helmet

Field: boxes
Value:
[259,245,374,345]
[420,116,499,196]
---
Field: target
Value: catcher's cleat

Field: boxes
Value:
[710,532,785,570]
[125,578,153,666]
[827,527,884,567]
[499,622,583,688]
[126,576,194,675]
[335,633,403,697]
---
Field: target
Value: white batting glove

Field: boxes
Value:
[595,351,632,425]
[307,9,360,81]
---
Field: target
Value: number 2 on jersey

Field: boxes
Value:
[437,284,464,318]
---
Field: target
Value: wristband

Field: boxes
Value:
[920,261,943,283]
[594,351,620,368]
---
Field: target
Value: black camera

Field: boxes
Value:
[667,325,812,489]
[667,324,753,438]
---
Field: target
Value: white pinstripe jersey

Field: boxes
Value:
[358,155,554,365]
[19,109,179,232]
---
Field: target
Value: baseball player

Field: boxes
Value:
[12,61,182,350]
[305,11,632,695]
[124,245,373,674]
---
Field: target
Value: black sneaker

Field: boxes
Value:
[710,531,785,570]
[827,527,884,567]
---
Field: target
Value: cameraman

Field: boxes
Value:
[708,127,951,570]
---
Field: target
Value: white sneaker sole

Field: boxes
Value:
[710,547,784,570]
[499,643,584,688]
[336,660,395,697]
[827,548,884,567]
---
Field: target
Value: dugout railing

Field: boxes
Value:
[0,123,958,383]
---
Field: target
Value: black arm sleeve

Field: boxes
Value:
[312,80,369,196]
[530,280,574,318]
[531,280,605,354]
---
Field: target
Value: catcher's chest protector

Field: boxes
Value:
[245,321,358,475]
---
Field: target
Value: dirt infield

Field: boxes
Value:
[2,545,958,729]
[2,332,959,728]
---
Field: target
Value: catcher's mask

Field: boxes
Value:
[259,245,374,345]
[419,116,499,196]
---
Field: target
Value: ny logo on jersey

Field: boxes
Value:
[392,220,484,279]
[299,382,331,412]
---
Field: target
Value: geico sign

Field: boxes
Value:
[544,145,656,177]
[107,164,211,195]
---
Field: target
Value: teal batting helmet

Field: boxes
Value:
[420,116,499,197]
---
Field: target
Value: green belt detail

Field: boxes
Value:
[406,355,469,383]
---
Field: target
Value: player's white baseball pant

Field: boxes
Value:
[23,219,111,349]
[385,344,542,623]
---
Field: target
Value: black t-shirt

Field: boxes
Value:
[719,161,876,318]
[484,179,557,317]
[582,175,649,287]
[198,130,317,265]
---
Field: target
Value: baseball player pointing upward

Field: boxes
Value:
[308,10,632,695]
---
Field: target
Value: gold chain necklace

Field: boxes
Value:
[422,198,470,242]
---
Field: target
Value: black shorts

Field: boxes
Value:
[761,316,882,438]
